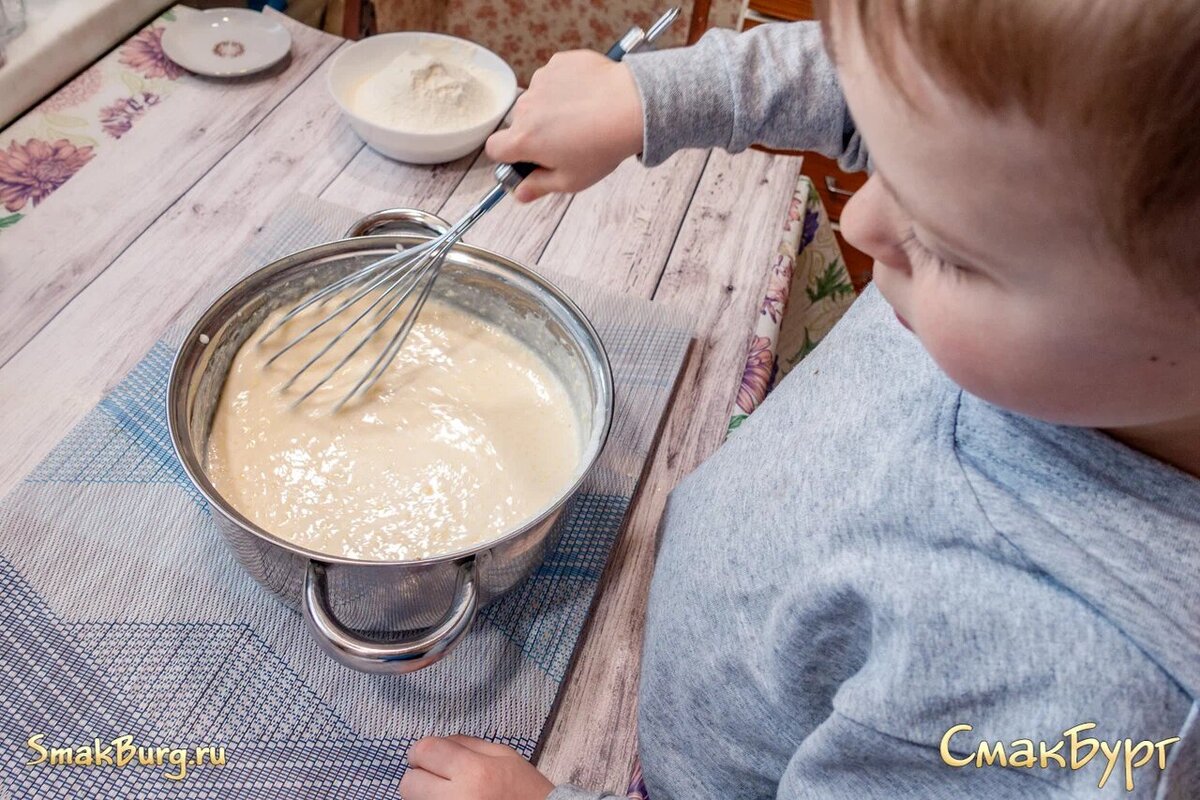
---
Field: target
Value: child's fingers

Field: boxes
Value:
[484,127,535,168]
[512,169,569,203]
[406,737,473,778]
[443,734,517,757]
[483,127,513,162]
[397,765,452,799]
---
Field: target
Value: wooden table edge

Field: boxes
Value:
[532,337,698,766]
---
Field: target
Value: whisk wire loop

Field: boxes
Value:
[258,241,433,359]
[279,256,429,395]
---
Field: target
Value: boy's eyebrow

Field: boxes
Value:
[874,169,986,266]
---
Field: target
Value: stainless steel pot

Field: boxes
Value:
[167,209,614,674]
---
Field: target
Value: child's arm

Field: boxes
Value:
[627,22,866,169]
[486,21,866,202]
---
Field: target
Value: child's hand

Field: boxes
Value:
[485,51,644,203]
[398,735,555,800]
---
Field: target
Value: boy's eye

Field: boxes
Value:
[899,229,968,277]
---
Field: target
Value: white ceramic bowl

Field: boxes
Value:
[328,33,517,165]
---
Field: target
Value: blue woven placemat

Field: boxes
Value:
[0,196,691,799]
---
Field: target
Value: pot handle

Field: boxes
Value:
[302,560,478,674]
[344,208,452,239]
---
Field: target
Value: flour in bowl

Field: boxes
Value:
[353,46,501,133]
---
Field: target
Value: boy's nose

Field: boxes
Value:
[841,176,911,276]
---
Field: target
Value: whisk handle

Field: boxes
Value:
[509,161,539,179]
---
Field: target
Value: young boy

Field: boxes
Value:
[398,2,1200,797]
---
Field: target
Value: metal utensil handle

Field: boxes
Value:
[302,560,479,674]
[502,7,681,185]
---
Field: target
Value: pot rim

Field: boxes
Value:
[167,231,615,568]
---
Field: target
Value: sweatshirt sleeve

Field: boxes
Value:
[624,21,867,171]
[775,712,1064,799]
[547,785,624,800]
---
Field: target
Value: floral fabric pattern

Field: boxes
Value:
[100,92,162,139]
[39,68,103,113]
[0,139,95,212]
[727,175,857,432]
[119,25,187,81]
[736,334,775,415]
[625,759,648,799]
[0,9,184,233]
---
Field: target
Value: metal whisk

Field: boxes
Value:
[260,8,681,409]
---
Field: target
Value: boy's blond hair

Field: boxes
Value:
[817,0,1200,277]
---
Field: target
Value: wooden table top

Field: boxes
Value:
[0,13,801,792]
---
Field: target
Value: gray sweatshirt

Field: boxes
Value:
[550,22,1200,800]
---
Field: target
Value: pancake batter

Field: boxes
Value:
[205,292,583,561]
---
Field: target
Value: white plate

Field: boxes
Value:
[161,8,291,78]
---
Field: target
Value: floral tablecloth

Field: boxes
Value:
[0,6,184,230]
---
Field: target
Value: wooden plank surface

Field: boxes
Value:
[319,138,576,266]
[0,11,341,366]
[319,141,476,215]
[437,152,574,264]
[651,148,801,467]
[537,150,710,293]
[536,148,802,790]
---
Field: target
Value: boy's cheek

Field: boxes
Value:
[904,283,1197,427]
[880,279,1134,424]
[916,309,1073,420]
[919,322,1000,397]
[918,310,1119,426]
